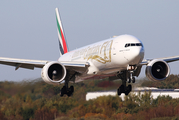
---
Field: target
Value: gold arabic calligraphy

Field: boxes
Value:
[72,40,113,64]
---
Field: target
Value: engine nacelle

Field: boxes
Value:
[41,61,66,85]
[145,59,170,81]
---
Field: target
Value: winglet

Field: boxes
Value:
[55,8,68,56]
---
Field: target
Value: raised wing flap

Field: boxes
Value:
[0,57,48,70]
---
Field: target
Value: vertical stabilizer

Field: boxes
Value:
[55,8,68,56]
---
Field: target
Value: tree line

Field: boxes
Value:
[0,74,179,120]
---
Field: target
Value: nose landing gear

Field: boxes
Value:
[117,70,135,96]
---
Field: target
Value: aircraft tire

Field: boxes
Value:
[117,88,121,95]
[118,85,125,95]
[60,86,66,97]
[132,77,135,83]
[125,85,132,95]
[67,86,74,97]
[128,78,131,83]
[120,85,125,93]
[70,86,74,93]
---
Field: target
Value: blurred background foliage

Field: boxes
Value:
[0,74,179,119]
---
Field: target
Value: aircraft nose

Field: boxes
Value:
[124,47,144,65]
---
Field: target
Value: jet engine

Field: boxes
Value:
[145,59,170,81]
[41,61,66,85]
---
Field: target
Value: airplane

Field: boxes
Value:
[0,8,179,97]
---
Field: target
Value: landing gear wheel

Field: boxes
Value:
[67,86,74,97]
[124,85,132,95]
[67,92,71,97]
[70,86,74,93]
[117,70,134,96]
[125,91,129,95]
[120,85,125,93]
[117,85,125,95]
[132,77,135,83]
[117,88,121,96]
[61,85,74,97]
[128,78,131,83]
[127,84,132,92]
[60,86,66,97]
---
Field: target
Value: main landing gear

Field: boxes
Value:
[60,72,76,97]
[60,81,74,97]
[117,70,135,96]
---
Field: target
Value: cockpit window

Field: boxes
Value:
[125,43,143,47]
[131,43,135,46]
[136,43,140,46]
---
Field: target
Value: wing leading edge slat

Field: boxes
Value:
[0,57,89,74]
[140,55,179,65]
[0,57,48,70]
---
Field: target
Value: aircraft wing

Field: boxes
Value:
[59,61,89,74]
[140,56,179,65]
[0,57,89,73]
[0,57,48,70]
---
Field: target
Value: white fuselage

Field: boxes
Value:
[58,35,144,80]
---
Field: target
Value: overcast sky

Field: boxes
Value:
[0,1,179,81]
